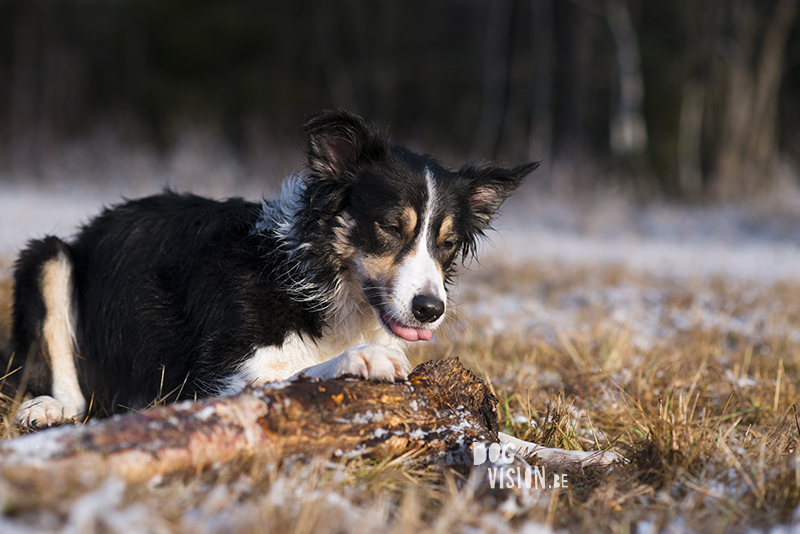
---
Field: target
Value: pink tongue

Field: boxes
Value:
[385,316,432,342]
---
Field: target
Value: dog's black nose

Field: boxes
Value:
[412,294,445,323]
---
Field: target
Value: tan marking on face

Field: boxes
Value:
[357,251,399,285]
[375,206,419,246]
[436,215,455,247]
[333,215,356,259]
[400,207,418,238]
[332,221,356,259]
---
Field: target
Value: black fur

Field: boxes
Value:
[10,236,71,396]
[8,109,537,416]
[74,194,328,410]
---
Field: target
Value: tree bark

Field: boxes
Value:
[0,359,499,484]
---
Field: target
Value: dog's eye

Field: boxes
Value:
[380,224,403,240]
[439,237,457,251]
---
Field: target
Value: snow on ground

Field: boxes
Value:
[3,173,800,360]
[453,191,800,354]
[0,129,298,268]
[3,177,800,282]
[3,163,800,532]
[489,191,800,285]
[0,178,281,270]
[3,130,800,284]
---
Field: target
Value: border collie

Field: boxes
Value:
[8,110,537,428]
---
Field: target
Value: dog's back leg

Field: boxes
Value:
[11,237,86,427]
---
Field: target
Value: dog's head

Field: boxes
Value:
[303,110,538,342]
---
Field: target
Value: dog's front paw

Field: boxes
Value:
[15,395,77,428]
[294,344,410,381]
[334,344,410,381]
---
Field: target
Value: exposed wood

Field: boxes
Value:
[0,359,499,484]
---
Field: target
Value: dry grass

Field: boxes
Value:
[0,260,799,533]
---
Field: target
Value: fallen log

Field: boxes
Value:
[0,359,499,484]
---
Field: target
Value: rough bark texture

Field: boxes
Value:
[0,359,498,484]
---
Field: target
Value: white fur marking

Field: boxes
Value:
[218,308,405,396]
[291,343,409,381]
[16,252,85,427]
[391,169,447,326]
[219,335,325,394]
[16,395,72,428]
[226,174,412,396]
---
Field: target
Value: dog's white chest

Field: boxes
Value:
[217,307,402,396]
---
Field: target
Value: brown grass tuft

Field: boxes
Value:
[1,260,800,532]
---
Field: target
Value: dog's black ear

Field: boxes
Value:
[303,110,389,181]
[461,161,539,228]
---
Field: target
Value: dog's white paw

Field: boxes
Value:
[294,344,410,381]
[334,344,410,380]
[16,395,77,428]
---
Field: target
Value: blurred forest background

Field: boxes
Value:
[1,0,799,202]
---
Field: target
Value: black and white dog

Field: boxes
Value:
[9,110,537,428]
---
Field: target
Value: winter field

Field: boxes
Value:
[1,143,800,533]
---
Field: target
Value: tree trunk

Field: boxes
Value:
[606,0,648,156]
[713,0,799,201]
[0,359,498,484]
[678,81,705,198]
[8,2,41,174]
[528,0,555,183]
[315,2,357,111]
[471,0,514,158]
